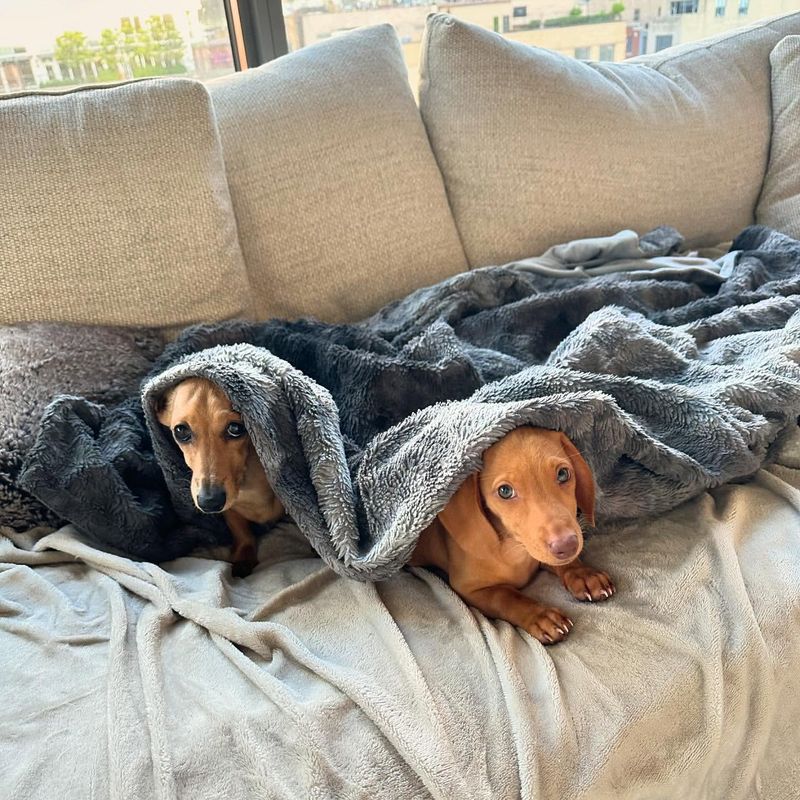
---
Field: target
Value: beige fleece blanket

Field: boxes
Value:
[2,431,800,799]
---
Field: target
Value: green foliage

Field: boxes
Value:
[50,14,187,82]
[54,31,91,71]
[534,9,620,27]
[131,63,188,78]
[569,5,583,15]
[610,1,625,15]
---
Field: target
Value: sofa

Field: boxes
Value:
[2,13,800,799]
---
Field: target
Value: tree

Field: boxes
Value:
[99,28,119,70]
[568,5,583,15]
[611,1,625,15]
[54,31,91,77]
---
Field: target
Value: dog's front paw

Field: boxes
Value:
[231,546,258,578]
[561,565,615,602]
[524,606,574,645]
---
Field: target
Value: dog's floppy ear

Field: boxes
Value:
[437,472,500,557]
[155,390,173,427]
[559,433,596,527]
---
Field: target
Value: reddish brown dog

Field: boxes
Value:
[157,377,284,576]
[411,427,614,643]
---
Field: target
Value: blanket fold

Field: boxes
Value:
[19,226,800,579]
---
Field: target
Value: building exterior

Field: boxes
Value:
[639,0,795,54]
[286,0,628,92]
[0,49,39,93]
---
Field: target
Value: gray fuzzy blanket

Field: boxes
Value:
[19,226,800,579]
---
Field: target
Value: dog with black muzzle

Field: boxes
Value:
[157,377,284,576]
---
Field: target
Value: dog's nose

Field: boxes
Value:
[548,533,579,561]
[197,485,227,514]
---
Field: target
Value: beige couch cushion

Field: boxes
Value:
[756,35,800,237]
[209,24,468,323]
[420,13,800,268]
[0,79,249,328]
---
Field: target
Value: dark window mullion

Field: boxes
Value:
[227,0,289,69]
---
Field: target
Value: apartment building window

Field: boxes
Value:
[739,0,749,13]
[502,15,511,33]
[598,44,615,60]
[513,6,528,18]
[715,0,726,17]
[655,34,674,50]
[670,0,699,13]
[574,46,591,59]
[633,8,641,20]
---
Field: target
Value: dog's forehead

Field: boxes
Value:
[483,428,566,473]
[164,378,237,423]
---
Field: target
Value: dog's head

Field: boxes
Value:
[156,377,252,514]
[439,427,595,566]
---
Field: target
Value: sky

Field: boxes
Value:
[0,0,210,52]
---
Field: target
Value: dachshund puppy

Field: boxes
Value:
[411,427,614,644]
[157,377,284,577]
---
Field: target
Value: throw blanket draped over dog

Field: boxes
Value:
[19,226,800,579]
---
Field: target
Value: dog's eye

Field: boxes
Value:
[173,424,192,443]
[226,422,246,438]
[497,484,515,500]
[557,467,571,484]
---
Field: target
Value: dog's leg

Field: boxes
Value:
[545,559,615,602]
[223,509,258,578]
[461,585,574,644]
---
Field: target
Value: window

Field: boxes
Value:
[655,34,674,51]
[670,0,699,13]
[598,44,615,61]
[1,0,786,99]
[0,0,235,93]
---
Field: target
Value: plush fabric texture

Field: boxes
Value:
[0,79,250,327]
[0,324,163,531]
[3,430,800,798]
[756,35,800,237]
[19,226,800,576]
[419,13,800,268]
[208,25,468,323]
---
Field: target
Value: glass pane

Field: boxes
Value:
[0,0,234,94]
[281,0,789,90]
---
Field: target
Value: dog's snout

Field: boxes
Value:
[197,484,227,514]
[548,532,579,561]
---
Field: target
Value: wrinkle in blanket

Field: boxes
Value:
[18,225,800,580]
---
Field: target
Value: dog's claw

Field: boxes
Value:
[584,592,593,602]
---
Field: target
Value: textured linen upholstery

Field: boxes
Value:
[209,24,468,323]
[756,35,800,238]
[419,12,800,267]
[0,79,249,327]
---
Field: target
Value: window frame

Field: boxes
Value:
[226,0,289,69]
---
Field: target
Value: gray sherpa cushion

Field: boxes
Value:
[0,324,163,531]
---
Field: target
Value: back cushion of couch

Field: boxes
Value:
[209,24,468,323]
[419,13,800,268]
[756,35,800,238]
[0,79,250,328]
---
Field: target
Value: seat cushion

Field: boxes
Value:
[419,12,800,268]
[0,79,250,328]
[209,24,468,323]
[2,431,800,796]
[756,35,800,237]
